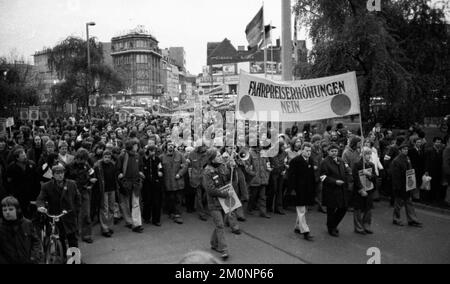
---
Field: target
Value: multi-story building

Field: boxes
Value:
[111,26,162,103]
[200,38,306,100]
[168,47,186,71]
[161,51,180,100]
[33,49,60,102]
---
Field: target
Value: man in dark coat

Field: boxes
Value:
[0,196,43,264]
[392,143,422,227]
[93,150,117,238]
[37,165,81,251]
[424,137,444,203]
[288,143,315,241]
[408,137,425,201]
[142,145,164,226]
[352,148,377,235]
[320,143,350,237]
[6,148,40,219]
[202,149,233,260]
[160,140,187,224]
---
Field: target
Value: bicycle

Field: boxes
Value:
[40,210,69,264]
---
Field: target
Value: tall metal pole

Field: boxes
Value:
[281,0,292,81]
[86,24,91,114]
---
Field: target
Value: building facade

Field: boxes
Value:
[33,50,60,102]
[168,47,186,71]
[111,26,162,102]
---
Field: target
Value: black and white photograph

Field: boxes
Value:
[1,0,450,269]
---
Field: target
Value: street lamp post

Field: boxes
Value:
[86,22,96,114]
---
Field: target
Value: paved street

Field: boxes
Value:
[80,201,450,264]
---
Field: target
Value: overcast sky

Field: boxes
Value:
[0,0,309,75]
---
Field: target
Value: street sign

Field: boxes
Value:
[89,95,97,107]
[20,108,29,120]
[40,111,50,121]
[29,106,40,121]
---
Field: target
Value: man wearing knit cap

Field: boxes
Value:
[320,143,350,237]
[203,149,233,260]
[391,142,423,228]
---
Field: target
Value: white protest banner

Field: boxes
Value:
[237,72,361,122]
[217,184,242,214]
[29,106,40,121]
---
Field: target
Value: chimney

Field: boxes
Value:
[276,38,281,47]
[238,46,246,51]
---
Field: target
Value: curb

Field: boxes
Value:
[379,196,450,216]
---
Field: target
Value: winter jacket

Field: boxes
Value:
[203,164,229,211]
[0,218,43,264]
[36,179,81,235]
[247,150,270,187]
[160,151,187,191]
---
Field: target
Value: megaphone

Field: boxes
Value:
[237,148,250,161]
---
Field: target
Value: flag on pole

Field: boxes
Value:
[245,7,264,49]
[259,25,276,49]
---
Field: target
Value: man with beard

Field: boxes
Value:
[142,145,164,226]
[160,140,187,225]
[187,141,210,220]
[247,146,271,219]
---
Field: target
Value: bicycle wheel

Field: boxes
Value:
[45,239,65,264]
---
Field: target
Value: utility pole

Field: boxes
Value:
[281,0,292,81]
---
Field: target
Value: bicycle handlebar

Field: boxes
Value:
[43,211,70,219]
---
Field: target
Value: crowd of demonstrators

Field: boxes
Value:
[0,108,450,263]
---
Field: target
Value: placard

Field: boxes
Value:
[359,168,374,192]
[20,108,29,120]
[29,106,40,121]
[217,183,242,214]
[406,169,417,192]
